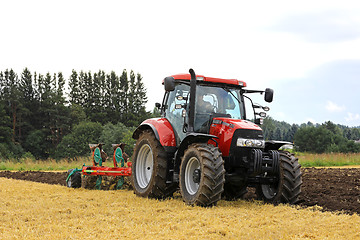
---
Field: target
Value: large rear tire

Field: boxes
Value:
[131,130,177,199]
[256,151,302,204]
[179,143,225,207]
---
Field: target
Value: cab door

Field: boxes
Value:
[164,83,190,144]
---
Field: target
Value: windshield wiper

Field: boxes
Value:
[223,87,241,104]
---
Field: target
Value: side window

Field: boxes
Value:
[225,91,241,119]
[165,84,189,142]
[169,90,187,116]
[243,96,253,120]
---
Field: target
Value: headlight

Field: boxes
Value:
[237,138,265,148]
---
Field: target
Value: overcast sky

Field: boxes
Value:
[1,0,359,127]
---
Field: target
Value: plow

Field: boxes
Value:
[66,143,132,190]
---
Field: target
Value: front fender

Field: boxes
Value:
[265,140,293,152]
[173,133,218,173]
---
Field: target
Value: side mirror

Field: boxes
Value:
[264,88,274,103]
[164,77,175,92]
[257,112,266,118]
[155,102,161,109]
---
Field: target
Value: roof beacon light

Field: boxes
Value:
[238,81,245,87]
[196,76,204,81]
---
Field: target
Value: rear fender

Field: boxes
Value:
[133,118,177,153]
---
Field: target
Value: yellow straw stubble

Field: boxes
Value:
[0,178,359,240]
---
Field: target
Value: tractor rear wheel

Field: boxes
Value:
[66,169,81,188]
[179,143,225,207]
[131,130,177,199]
[256,151,302,204]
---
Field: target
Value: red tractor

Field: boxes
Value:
[131,69,302,206]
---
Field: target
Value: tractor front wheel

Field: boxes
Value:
[131,130,177,199]
[179,143,225,207]
[256,151,302,204]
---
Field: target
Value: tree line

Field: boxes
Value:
[0,68,152,159]
[1,68,359,160]
[261,117,360,153]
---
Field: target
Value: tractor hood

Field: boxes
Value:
[211,118,262,132]
[209,118,263,157]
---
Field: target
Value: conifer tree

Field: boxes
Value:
[18,68,35,143]
[5,69,21,142]
[0,102,11,143]
[69,70,81,106]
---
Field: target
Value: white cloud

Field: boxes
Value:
[325,101,345,112]
[345,112,360,122]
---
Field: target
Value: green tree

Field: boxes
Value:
[261,117,275,140]
[69,70,81,106]
[69,104,87,126]
[273,128,282,140]
[125,71,150,126]
[107,71,121,123]
[151,106,161,118]
[54,121,103,159]
[90,71,106,123]
[4,69,22,143]
[284,124,298,142]
[294,126,333,153]
[24,130,48,159]
[99,122,136,157]
[18,68,37,144]
[0,102,12,143]
[51,72,71,146]
[119,69,129,121]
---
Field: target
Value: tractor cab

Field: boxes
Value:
[160,72,273,150]
[163,79,243,138]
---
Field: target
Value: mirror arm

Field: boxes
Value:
[243,89,264,94]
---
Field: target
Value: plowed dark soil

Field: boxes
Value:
[1,168,359,214]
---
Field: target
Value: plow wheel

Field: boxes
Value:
[131,130,177,199]
[66,169,81,188]
[256,151,302,204]
[179,143,225,207]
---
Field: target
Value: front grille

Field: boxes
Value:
[225,129,264,171]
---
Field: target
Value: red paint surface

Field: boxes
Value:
[142,118,177,147]
[82,166,132,176]
[167,74,247,87]
[209,118,262,157]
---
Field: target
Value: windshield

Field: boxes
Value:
[164,83,245,139]
[195,85,244,120]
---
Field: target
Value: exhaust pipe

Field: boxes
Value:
[188,68,196,133]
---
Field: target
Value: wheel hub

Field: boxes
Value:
[184,157,201,195]
[136,144,153,189]
[193,169,201,183]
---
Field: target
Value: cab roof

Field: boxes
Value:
[170,73,247,87]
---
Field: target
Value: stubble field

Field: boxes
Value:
[1,167,360,239]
